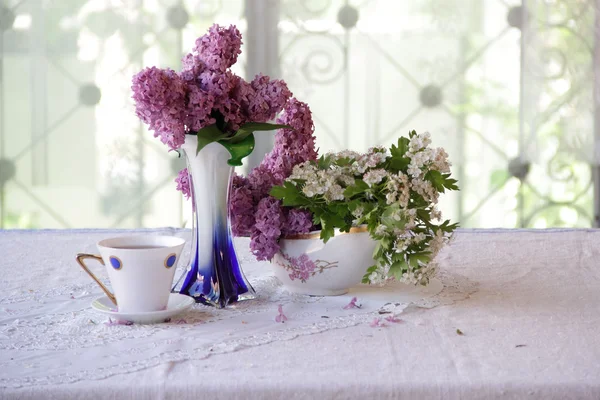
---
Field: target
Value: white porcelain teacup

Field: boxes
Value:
[76,235,186,313]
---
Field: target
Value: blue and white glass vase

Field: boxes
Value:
[177,135,255,308]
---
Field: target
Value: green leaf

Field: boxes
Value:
[218,133,255,166]
[317,155,333,170]
[196,124,228,155]
[437,219,459,232]
[343,179,369,198]
[425,170,446,193]
[320,221,335,243]
[411,193,428,208]
[335,157,354,167]
[269,181,307,207]
[223,122,290,144]
[416,208,431,223]
[380,204,406,229]
[392,137,410,158]
[389,260,409,280]
[407,252,431,268]
[389,137,410,170]
[362,265,378,283]
[442,173,460,191]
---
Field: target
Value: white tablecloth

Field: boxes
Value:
[1,228,599,399]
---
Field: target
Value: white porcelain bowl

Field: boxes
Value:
[271,227,377,296]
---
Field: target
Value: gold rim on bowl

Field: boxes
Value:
[282,225,368,240]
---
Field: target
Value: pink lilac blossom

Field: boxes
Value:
[184,84,216,132]
[384,316,403,323]
[175,168,192,200]
[343,297,361,310]
[248,75,292,122]
[180,53,204,78]
[249,231,281,262]
[131,67,187,150]
[260,98,318,182]
[230,175,255,237]
[194,25,242,72]
[369,318,383,328]
[230,98,319,261]
[229,75,255,126]
[134,24,292,153]
[275,304,288,323]
[199,70,235,100]
[247,164,282,202]
[282,209,313,235]
[251,197,285,260]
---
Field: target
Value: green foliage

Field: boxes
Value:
[424,170,459,193]
[195,122,289,165]
[343,179,369,198]
[389,137,411,171]
[219,134,256,167]
[271,130,460,286]
[195,124,225,154]
[270,181,309,207]
[221,122,289,144]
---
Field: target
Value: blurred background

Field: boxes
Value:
[0,0,596,229]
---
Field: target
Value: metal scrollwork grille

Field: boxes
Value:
[0,0,597,229]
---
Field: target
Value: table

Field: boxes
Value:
[1,228,600,399]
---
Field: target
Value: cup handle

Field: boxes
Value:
[76,253,117,306]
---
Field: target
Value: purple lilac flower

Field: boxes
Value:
[283,209,313,235]
[343,297,361,310]
[248,74,292,122]
[254,197,284,239]
[370,318,383,328]
[384,316,403,323]
[180,53,205,82]
[175,168,192,200]
[250,197,285,260]
[194,24,242,72]
[217,97,245,132]
[198,70,235,100]
[246,99,317,198]
[247,164,282,202]
[230,175,255,237]
[249,231,281,261]
[232,99,318,261]
[260,98,318,181]
[185,84,216,132]
[275,304,288,323]
[131,67,187,150]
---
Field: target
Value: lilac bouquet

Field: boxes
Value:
[132,24,320,262]
[132,24,292,165]
[176,97,319,260]
[230,98,319,260]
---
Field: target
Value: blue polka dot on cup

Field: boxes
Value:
[109,256,122,270]
[164,253,177,269]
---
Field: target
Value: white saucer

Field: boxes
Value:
[91,293,195,324]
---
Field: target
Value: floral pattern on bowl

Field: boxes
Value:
[275,252,339,282]
[271,227,377,296]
